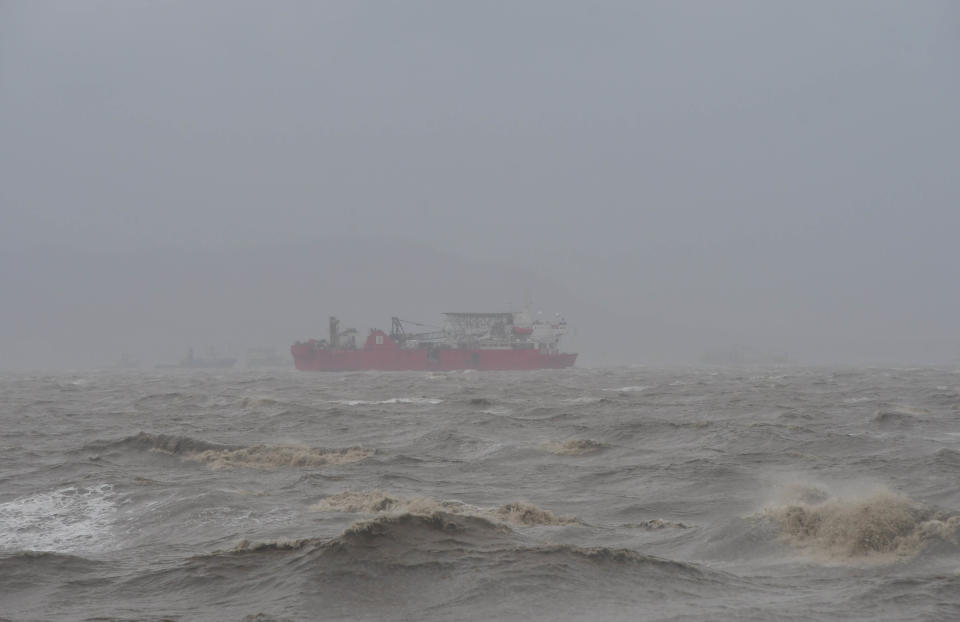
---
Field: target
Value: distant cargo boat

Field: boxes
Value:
[157,348,237,369]
[292,312,577,371]
[112,352,140,369]
[243,347,288,368]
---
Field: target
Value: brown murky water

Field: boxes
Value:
[2,366,959,621]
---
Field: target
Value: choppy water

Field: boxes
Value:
[2,366,960,621]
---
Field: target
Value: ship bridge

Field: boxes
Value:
[443,312,515,339]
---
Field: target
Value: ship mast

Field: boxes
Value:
[329,316,340,348]
[391,317,406,343]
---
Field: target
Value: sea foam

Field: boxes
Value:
[761,488,959,561]
[0,484,117,553]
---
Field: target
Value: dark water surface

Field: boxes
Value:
[2,366,959,621]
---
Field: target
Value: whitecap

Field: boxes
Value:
[330,397,443,406]
[760,488,959,561]
[0,484,118,553]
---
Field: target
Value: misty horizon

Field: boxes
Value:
[2,1,958,369]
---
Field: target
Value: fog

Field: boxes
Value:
[2,1,958,369]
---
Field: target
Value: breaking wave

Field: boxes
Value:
[761,488,960,560]
[0,484,117,553]
[311,490,579,526]
[545,439,609,455]
[493,502,579,526]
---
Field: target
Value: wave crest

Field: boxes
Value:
[88,432,226,455]
[223,538,317,553]
[311,490,464,515]
[312,490,579,526]
[344,511,508,540]
[534,543,704,576]
[873,406,928,426]
[762,490,960,560]
[624,519,691,530]
[89,432,371,469]
[494,502,579,526]
[188,446,373,470]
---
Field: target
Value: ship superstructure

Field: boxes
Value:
[291,310,576,371]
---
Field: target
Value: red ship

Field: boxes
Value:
[291,311,577,371]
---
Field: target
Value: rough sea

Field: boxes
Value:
[2,366,959,621]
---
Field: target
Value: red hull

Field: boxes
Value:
[291,331,576,371]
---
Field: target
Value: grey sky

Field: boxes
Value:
[2,1,958,367]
